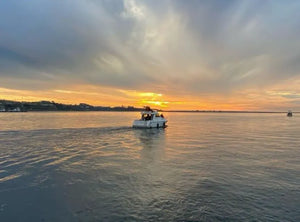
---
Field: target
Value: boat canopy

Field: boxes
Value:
[141,110,158,115]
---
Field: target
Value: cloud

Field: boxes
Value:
[1,0,300,109]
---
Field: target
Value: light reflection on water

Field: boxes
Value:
[0,112,299,221]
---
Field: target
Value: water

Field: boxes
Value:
[0,112,299,221]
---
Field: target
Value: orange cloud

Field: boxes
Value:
[1,76,300,111]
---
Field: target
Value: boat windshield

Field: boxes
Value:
[141,113,153,120]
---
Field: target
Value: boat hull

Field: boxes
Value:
[132,120,167,128]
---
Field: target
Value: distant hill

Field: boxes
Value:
[0,99,292,113]
[0,100,144,112]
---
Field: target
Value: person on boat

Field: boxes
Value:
[145,106,153,112]
[160,114,164,118]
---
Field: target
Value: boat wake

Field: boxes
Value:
[0,126,132,134]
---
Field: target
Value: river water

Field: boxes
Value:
[0,112,299,221]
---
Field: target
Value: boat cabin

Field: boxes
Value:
[140,111,164,121]
[133,108,167,128]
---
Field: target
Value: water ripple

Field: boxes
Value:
[0,113,299,221]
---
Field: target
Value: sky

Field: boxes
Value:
[1,0,300,111]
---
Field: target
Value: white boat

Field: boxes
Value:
[133,107,167,128]
[287,110,293,117]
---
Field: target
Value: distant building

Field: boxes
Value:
[8,107,21,112]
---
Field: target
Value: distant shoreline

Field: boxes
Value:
[0,99,296,113]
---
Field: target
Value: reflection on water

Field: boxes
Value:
[0,112,299,221]
[136,128,166,162]
[0,111,138,131]
[136,128,166,148]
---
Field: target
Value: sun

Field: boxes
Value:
[139,100,169,108]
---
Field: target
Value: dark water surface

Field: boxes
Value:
[0,112,299,221]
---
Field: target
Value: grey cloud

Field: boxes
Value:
[282,94,300,99]
[0,0,300,94]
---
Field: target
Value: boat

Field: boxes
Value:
[287,110,293,117]
[133,107,167,128]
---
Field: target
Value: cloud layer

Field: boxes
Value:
[1,0,300,110]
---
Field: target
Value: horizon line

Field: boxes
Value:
[0,99,297,113]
